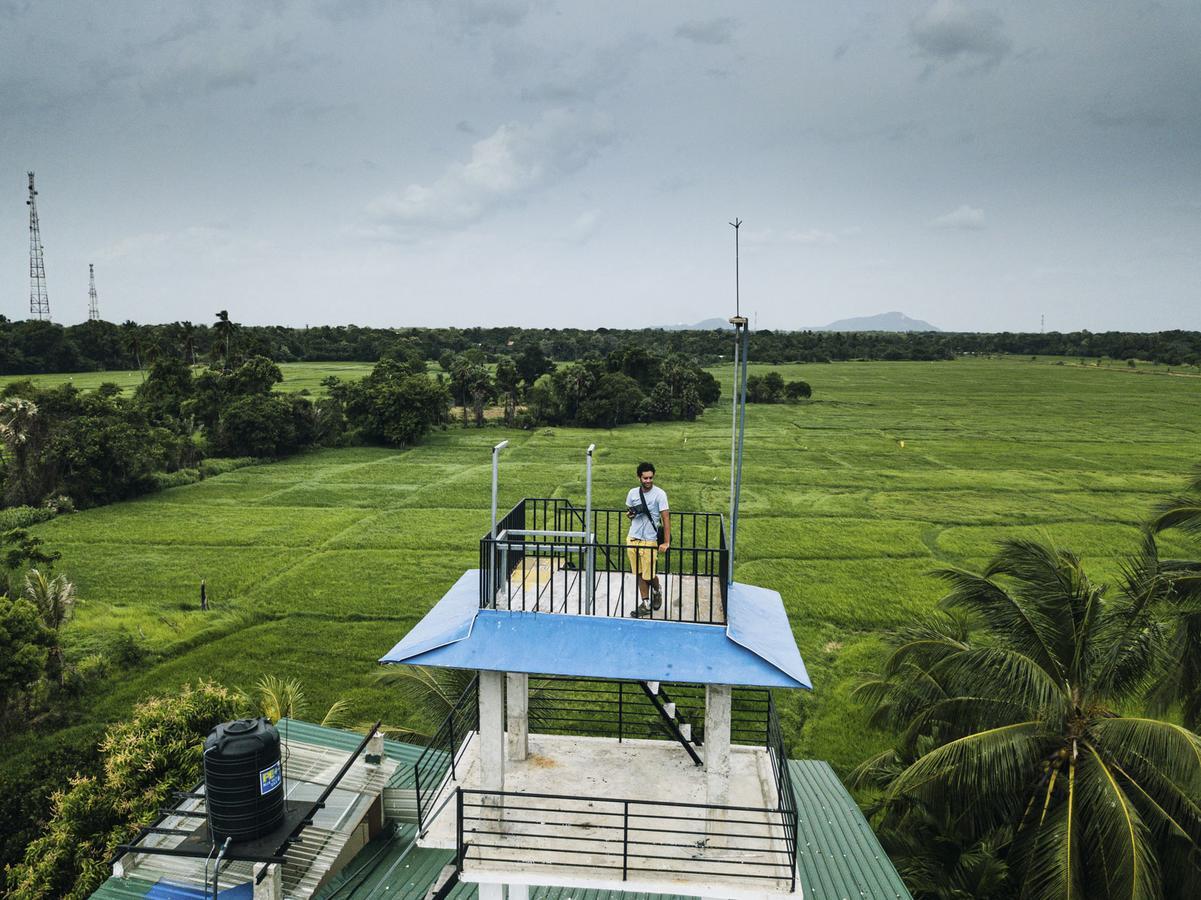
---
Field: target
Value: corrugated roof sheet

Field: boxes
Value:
[790,760,912,900]
[274,718,424,789]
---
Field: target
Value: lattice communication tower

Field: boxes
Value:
[88,264,100,321]
[27,172,50,321]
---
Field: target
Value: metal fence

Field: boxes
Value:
[480,498,729,623]
[457,788,796,889]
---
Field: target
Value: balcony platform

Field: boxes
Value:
[421,733,796,898]
[491,561,725,624]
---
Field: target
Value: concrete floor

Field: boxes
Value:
[489,559,725,624]
[420,733,794,896]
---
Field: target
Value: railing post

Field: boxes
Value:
[455,789,464,869]
[414,764,423,829]
[618,681,624,743]
[622,800,629,880]
[448,712,457,781]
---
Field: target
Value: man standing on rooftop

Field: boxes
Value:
[626,461,670,618]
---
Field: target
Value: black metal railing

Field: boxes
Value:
[766,693,799,884]
[413,675,480,831]
[457,788,796,889]
[481,498,729,624]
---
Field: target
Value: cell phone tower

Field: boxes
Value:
[88,264,100,321]
[27,172,51,321]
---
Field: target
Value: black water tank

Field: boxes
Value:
[203,718,286,843]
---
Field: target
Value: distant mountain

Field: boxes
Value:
[814,312,940,332]
[660,312,940,332]
[660,317,734,331]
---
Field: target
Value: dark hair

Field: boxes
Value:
[637,462,655,476]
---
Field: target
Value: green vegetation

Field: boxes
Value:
[2,357,1199,891]
[854,539,1201,898]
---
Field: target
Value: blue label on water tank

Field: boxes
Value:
[259,762,281,795]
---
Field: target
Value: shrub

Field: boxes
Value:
[0,506,57,531]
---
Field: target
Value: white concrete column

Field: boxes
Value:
[508,884,529,900]
[478,883,505,900]
[705,683,732,840]
[480,671,506,789]
[480,670,506,827]
[253,862,282,900]
[506,672,529,761]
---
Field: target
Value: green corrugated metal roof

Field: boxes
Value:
[789,760,912,900]
[275,717,427,788]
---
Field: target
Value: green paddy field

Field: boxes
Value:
[20,357,1201,773]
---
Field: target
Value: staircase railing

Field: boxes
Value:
[413,675,480,832]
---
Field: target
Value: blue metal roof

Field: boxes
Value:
[379,571,810,690]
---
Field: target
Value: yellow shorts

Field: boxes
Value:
[626,539,659,580]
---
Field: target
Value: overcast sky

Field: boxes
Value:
[2,2,1199,332]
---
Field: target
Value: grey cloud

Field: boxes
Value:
[366,108,616,230]
[312,0,390,25]
[910,1,1010,69]
[675,17,738,46]
[1087,106,1169,129]
[518,37,650,103]
[930,204,986,230]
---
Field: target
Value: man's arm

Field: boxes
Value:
[659,509,671,553]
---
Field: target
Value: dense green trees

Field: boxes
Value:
[334,358,451,446]
[4,682,241,899]
[0,597,52,724]
[1,316,1197,376]
[856,538,1201,899]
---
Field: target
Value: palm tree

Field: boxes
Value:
[180,320,197,366]
[854,539,1201,900]
[251,675,352,729]
[213,310,236,371]
[1146,464,1201,731]
[23,568,76,684]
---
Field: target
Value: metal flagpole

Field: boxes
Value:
[728,219,748,587]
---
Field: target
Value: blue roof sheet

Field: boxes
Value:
[379,571,810,690]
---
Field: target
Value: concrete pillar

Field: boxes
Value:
[480,670,506,826]
[508,884,529,900]
[705,683,732,839]
[478,883,505,900]
[506,673,529,761]
[253,862,282,900]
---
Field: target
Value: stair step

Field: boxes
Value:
[646,681,660,695]
[663,702,676,719]
[679,723,692,741]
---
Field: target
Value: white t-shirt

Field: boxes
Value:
[626,485,669,542]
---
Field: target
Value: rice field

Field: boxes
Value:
[27,356,1201,773]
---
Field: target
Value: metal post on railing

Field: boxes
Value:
[455,789,464,869]
[622,800,630,880]
[449,715,458,781]
[487,441,509,606]
[618,681,624,742]
[584,444,596,613]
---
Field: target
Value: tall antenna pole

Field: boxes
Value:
[728,219,749,586]
[88,264,100,321]
[27,172,50,321]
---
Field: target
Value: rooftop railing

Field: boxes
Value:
[480,498,729,624]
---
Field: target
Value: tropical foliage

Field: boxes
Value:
[855,539,1201,899]
[1145,465,1201,731]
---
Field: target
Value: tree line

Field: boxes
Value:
[2,315,1199,375]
